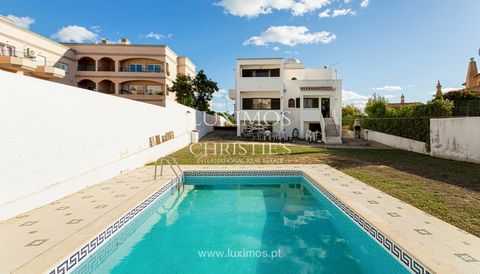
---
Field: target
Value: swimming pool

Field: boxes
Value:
[70,174,415,273]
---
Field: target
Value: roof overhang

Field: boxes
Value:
[300,86,335,92]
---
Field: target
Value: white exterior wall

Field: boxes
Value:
[233,58,342,138]
[430,117,480,164]
[283,78,342,138]
[0,71,213,220]
[365,130,428,154]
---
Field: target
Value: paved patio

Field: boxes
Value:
[202,129,392,149]
[0,164,479,273]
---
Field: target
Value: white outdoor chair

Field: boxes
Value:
[264,130,272,141]
[306,130,316,142]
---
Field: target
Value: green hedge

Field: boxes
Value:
[362,98,453,150]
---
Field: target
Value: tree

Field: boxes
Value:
[172,74,195,108]
[193,70,218,111]
[342,104,363,117]
[365,95,388,118]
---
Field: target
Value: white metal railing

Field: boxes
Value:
[332,108,342,137]
[331,101,341,136]
[154,156,184,190]
[319,111,327,143]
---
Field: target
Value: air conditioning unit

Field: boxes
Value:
[25,48,36,58]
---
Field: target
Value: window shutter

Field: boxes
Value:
[271,98,281,110]
[242,98,253,110]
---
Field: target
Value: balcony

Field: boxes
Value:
[32,65,65,79]
[77,65,96,71]
[237,77,283,92]
[237,110,282,122]
[0,56,37,72]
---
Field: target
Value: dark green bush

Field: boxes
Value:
[362,97,453,150]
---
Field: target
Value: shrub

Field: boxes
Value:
[361,97,453,150]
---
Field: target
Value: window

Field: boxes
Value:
[291,77,297,80]
[270,69,280,77]
[146,85,163,95]
[304,98,319,108]
[242,98,280,110]
[54,62,69,73]
[255,69,269,77]
[0,43,14,56]
[242,69,254,77]
[288,98,295,108]
[129,84,144,94]
[296,98,300,108]
[147,64,161,73]
[129,63,143,72]
[241,68,281,78]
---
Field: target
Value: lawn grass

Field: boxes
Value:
[166,142,480,237]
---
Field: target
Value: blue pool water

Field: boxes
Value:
[73,176,409,274]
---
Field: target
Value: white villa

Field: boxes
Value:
[229,58,342,144]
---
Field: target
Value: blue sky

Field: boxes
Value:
[2,0,479,112]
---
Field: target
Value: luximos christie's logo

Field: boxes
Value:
[189,143,291,156]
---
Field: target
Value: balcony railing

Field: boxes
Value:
[119,67,162,73]
[77,65,96,71]
[120,89,164,95]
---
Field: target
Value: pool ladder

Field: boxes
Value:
[154,156,184,190]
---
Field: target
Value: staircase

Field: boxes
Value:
[324,118,342,144]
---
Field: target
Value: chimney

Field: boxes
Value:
[120,38,131,45]
[436,81,443,98]
[400,94,405,104]
[100,38,111,44]
[466,57,478,88]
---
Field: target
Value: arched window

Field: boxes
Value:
[291,77,297,80]
[288,98,295,108]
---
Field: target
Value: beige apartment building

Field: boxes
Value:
[0,16,75,84]
[0,16,196,107]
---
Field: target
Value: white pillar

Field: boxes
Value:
[279,90,284,133]
[299,94,304,139]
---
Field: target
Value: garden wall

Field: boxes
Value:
[0,71,213,220]
[430,117,480,164]
[364,130,428,154]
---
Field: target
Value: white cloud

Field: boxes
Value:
[140,32,173,40]
[373,85,402,92]
[319,8,356,18]
[442,87,462,93]
[244,25,336,47]
[272,46,281,51]
[343,90,369,109]
[319,9,330,18]
[332,8,356,17]
[285,50,299,55]
[212,89,228,97]
[360,0,370,8]
[5,15,35,29]
[214,0,332,18]
[90,25,101,33]
[51,25,98,43]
